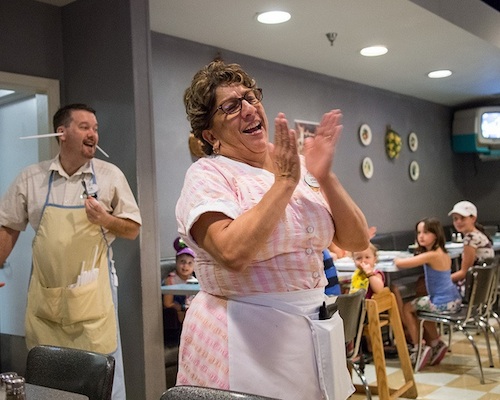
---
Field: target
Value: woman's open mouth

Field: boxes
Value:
[242,122,262,135]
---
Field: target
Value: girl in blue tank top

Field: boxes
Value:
[394,217,461,369]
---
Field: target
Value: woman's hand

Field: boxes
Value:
[269,113,300,185]
[303,109,342,183]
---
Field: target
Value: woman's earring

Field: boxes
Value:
[213,141,220,155]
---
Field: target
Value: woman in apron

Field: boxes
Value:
[176,60,369,399]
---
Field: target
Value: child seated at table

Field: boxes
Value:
[323,249,341,295]
[394,217,461,370]
[348,243,385,361]
[448,201,495,285]
[163,237,196,345]
[350,242,385,298]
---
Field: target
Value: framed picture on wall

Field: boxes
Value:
[295,119,319,154]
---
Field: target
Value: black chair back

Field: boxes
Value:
[160,385,280,399]
[25,345,115,400]
[335,289,366,345]
[334,289,371,399]
[463,263,496,314]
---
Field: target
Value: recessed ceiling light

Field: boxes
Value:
[427,69,452,78]
[360,46,388,57]
[256,11,291,24]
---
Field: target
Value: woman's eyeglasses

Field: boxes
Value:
[210,88,263,119]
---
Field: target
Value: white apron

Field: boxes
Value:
[25,171,117,354]
[227,288,354,400]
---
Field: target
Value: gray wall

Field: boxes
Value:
[152,33,498,259]
[0,0,64,372]
[0,0,65,378]
[0,0,63,80]
[60,1,163,399]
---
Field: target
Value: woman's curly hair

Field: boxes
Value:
[184,60,256,155]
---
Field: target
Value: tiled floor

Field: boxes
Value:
[349,322,500,399]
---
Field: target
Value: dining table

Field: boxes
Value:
[25,383,89,400]
[160,237,500,296]
[161,272,354,296]
[161,283,200,296]
[335,237,500,288]
[334,250,418,287]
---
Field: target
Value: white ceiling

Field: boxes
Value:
[36,0,500,107]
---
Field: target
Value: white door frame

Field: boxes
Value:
[0,71,60,335]
[0,71,60,157]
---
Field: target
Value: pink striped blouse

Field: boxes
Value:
[175,155,334,387]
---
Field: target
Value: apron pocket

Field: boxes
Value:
[309,312,355,400]
[63,279,107,325]
[34,285,63,323]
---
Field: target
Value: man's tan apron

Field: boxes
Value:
[24,173,117,354]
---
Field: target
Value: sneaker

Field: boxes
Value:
[430,340,448,366]
[410,345,432,370]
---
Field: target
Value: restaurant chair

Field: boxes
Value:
[415,264,496,383]
[442,257,500,367]
[484,225,498,238]
[160,385,280,399]
[474,257,500,366]
[363,288,418,400]
[25,345,115,400]
[335,289,371,399]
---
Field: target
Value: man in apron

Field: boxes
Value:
[0,104,142,400]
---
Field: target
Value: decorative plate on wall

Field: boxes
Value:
[362,157,374,179]
[359,124,372,146]
[409,160,420,181]
[408,132,418,152]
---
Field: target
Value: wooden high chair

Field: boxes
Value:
[357,288,418,400]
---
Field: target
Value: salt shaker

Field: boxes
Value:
[5,377,26,400]
[452,233,457,242]
[0,373,18,400]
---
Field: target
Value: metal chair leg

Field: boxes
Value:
[457,325,485,384]
[481,316,500,365]
[477,320,494,367]
[350,360,372,400]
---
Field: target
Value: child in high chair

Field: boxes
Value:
[350,242,385,298]
[348,243,385,359]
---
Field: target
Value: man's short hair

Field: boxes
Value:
[53,103,96,132]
